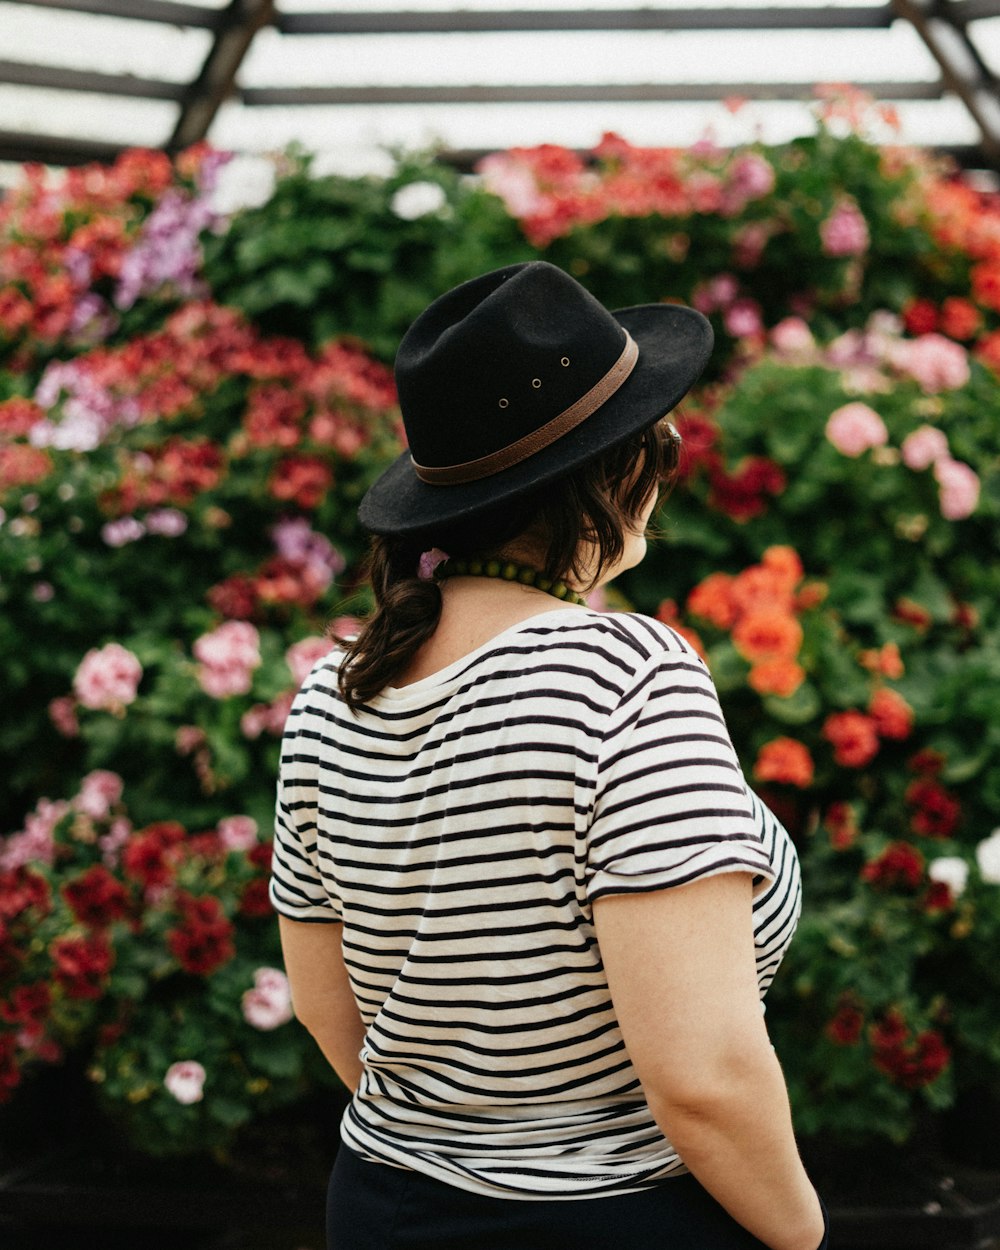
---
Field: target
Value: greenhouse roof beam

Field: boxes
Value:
[169,0,275,151]
[0,59,186,102]
[11,0,225,29]
[893,0,1000,166]
[278,6,896,37]
[242,81,946,107]
[0,129,124,165]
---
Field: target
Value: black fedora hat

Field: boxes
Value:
[358,261,713,535]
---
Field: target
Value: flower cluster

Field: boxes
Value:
[0,776,326,1152]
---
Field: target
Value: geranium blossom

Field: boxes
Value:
[164,1060,206,1105]
[753,738,814,788]
[194,621,261,698]
[286,636,333,686]
[933,457,980,520]
[928,857,969,898]
[74,770,124,821]
[73,643,143,711]
[823,710,880,768]
[217,815,258,853]
[820,198,870,256]
[241,967,294,1030]
[825,402,888,457]
[892,334,970,393]
[901,425,949,471]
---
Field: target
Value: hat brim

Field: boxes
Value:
[357,302,713,537]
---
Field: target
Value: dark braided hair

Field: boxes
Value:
[337,420,680,710]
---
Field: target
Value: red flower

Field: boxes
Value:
[753,737,814,788]
[268,455,334,510]
[923,881,954,913]
[248,842,272,872]
[905,778,961,838]
[0,397,45,438]
[0,982,52,1026]
[868,687,914,741]
[892,598,932,631]
[167,892,235,975]
[907,748,945,776]
[824,802,859,851]
[673,410,721,481]
[709,457,786,522]
[122,822,186,889]
[0,1032,21,1103]
[826,1000,864,1046]
[207,573,260,620]
[861,842,925,891]
[62,866,130,928]
[822,710,880,769]
[51,933,114,1000]
[0,444,52,490]
[0,867,52,921]
[902,297,938,336]
[872,1017,951,1090]
[940,297,981,341]
[239,878,273,918]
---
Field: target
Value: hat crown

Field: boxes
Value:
[395,263,628,472]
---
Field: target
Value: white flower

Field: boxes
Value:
[976,829,1000,884]
[164,1060,206,1105]
[928,856,969,898]
[390,181,447,220]
[241,967,294,1030]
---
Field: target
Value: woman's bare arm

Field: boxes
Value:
[593,872,825,1250]
[278,915,366,1090]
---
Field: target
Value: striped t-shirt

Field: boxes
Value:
[270,607,802,1200]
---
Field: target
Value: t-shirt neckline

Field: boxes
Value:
[377,606,593,701]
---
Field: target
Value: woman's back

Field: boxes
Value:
[271,608,801,1198]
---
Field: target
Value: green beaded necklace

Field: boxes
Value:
[437,557,587,607]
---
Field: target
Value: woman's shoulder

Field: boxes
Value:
[565,609,705,668]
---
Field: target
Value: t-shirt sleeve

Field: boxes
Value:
[585,648,774,904]
[268,663,343,924]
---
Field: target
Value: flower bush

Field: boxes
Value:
[4,87,1000,1153]
[0,772,336,1153]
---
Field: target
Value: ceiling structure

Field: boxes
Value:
[2,1,1000,201]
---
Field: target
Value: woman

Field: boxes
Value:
[270,262,828,1250]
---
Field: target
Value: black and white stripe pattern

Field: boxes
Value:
[271,608,802,1199]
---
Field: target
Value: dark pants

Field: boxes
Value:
[327,1143,806,1250]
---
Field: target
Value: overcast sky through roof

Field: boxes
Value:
[2,0,999,206]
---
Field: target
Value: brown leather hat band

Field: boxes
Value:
[411,331,639,486]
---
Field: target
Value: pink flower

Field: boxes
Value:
[722,153,775,214]
[241,968,293,1030]
[820,199,870,257]
[218,815,258,853]
[73,643,143,710]
[732,222,772,268]
[194,621,261,698]
[476,153,545,217]
[240,705,270,740]
[49,695,80,737]
[770,317,815,355]
[825,402,889,457]
[74,770,124,821]
[101,516,145,547]
[98,817,132,869]
[145,508,188,537]
[164,1060,206,1105]
[286,636,333,686]
[934,457,980,520]
[892,334,970,393]
[692,272,739,314]
[723,298,763,338]
[901,425,949,471]
[0,797,69,869]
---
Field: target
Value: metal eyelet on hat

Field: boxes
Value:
[498,397,509,408]
[532,378,541,389]
[561,357,570,367]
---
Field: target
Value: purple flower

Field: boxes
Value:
[114,188,217,311]
[145,508,188,537]
[101,517,146,548]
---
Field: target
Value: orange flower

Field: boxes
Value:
[940,297,981,341]
[795,582,828,611]
[823,711,880,769]
[869,687,914,740]
[972,259,1000,313]
[732,610,803,662]
[729,564,795,617]
[761,545,804,590]
[748,657,806,698]
[858,642,904,679]
[754,737,814,788]
[687,572,736,629]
